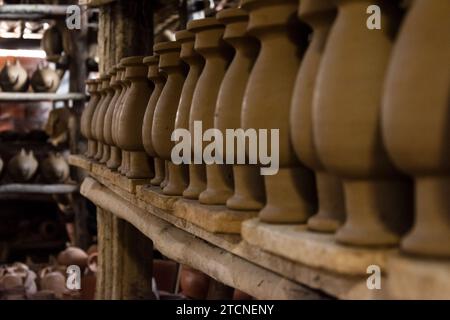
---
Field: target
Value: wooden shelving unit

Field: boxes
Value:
[0,183,78,195]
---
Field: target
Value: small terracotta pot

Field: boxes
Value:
[30,64,60,93]
[0,59,29,92]
[7,149,39,182]
[41,152,70,183]
[57,246,88,269]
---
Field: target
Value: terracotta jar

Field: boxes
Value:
[92,74,111,161]
[153,41,189,195]
[41,153,70,183]
[143,55,167,186]
[179,265,210,300]
[188,18,235,205]
[175,30,207,199]
[7,149,39,182]
[290,0,344,233]
[241,0,316,223]
[215,8,265,211]
[382,0,450,257]
[314,0,411,246]
[57,246,88,268]
[104,66,123,170]
[117,56,154,179]
[30,64,60,93]
[81,79,101,159]
[0,59,29,92]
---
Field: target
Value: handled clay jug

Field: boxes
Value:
[7,149,39,182]
[0,59,29,92]
[382,0,450,257]
[188,18,235,205]
[153,41,189,195]
[291,0,345,233]
[174,30,207,199]
[241,0,316,223]
[314,0,412,246]
[39,268,67,298]
[41,153,70,183]
[30,64,61,93]
[215,8,265,211]
[143,56,167,186]
[81,79,101,158]
[92,74,111,161]
[117,56,154,179]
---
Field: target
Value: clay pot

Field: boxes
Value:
[215,8,265,211]
[7,149,39,182]
[0,59,29,92]
[290,0,344,233]
[188,18,234,205]
[0,272,23,289]
[179,265,210,300]
[81,79,101,158]
[241,0,316,223]
[111,64,128,173]
[86,244,98,256]
[40,269,67,298]
[117,56,154,179]
[153,41,189,195]
[174,30,207,199]
[41,24,63,60]
[91,74,111,161]
[30,64,60,93]
[314,0,412,246]
[99,70,117,164]
[57,246,88,269]
[382,0,450,257]
[142,55,167,186]
[41,153,70,183]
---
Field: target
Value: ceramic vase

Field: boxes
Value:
[104,66,122,169]
[81,79,101,159]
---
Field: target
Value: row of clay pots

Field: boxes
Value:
[0,149,69,183]
[0,60,61,93]
[81,0,449,258]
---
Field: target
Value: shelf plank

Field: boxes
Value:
[0,183,78,195]
[0,93,85,102]
[79,0,116,7]
[0,5,70,20]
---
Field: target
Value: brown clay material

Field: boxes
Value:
[241,0,317,223]
[216,8,265,211]
[188,17,234,206]
[7,149,39,182]
[0,59,28,92]
[99,69,117,164]
[30,64,60,93]
[41,153,70,183]
[314,0,412,246]
[90,77,106,160]
[81,79,101,159]
[93,74,112,162]
[291,0,345,233]
[382,0,450,257]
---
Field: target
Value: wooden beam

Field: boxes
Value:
[0,184,78,194]
[0,5,70,20]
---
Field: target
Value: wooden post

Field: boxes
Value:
[95,207,106,300]
[111,216,125,299]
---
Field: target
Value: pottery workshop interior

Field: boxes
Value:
[0,0,448,304]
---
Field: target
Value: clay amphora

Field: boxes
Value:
[314,0,412,246]
[0,59,29,92]
[153,41,189,195]
[112,64,129,173]
[30,64,60,93]
[92,74,112,161]
[188,18,235,205]
[41,153,70,183]
[216,8,265,211]
[104,66,122,169]
[382,0,450,257]
[117,56,154,179]
[81,79,101,158]
[99,69,116,164]
[143,55,167,186]
[57,246,88,268]
[241,0,316,223]
[174,30,207,199]
[7,149,39,182]
[291,0,344,233]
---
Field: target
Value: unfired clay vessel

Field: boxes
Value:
[291,0,344,233]
[92,74,111,161]
[99,70,116,164]
[175,30,207,200]
[382,0,450,257]
[7,149,39,182]
[152,42,189,195]
[216,8,265,211]
[57,246,88,268]
[314,0,411,246]
[41,153,70,183]
[241,0,316,223]
[188,18,234,205]
[90,77,106,160]
[112,64,129,173]
[142,55,166,185]
[104,66,122,169]
[117,56,153,179]
[30,64,60,93]
[80,79,101,159]
[0,59,29,92]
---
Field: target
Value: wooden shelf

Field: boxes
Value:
[79,0,116,7]
[0,93,85,103]
[0,5,71,20]
[0,183,78,195]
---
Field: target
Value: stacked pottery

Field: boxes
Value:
[241,0,316,223]
[291,0,345,233]
[215,8,265,211]
[91,74,111,161]
[41,153,70,183]
[142,55,167,186]
[382,0,450,257]
[104,66,122,169]
[314,0,412,246]
[117,56,153,179]
[188,18,234,205]
[30,64,60,93]
[7,149,39,182]
[111,64,128,172]
[0,60,29,92]
[80,79,101,158]
[175,30,206,199]
[152,41,189,195]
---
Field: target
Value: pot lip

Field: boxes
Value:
[175,29,195,42]
[153,41,181,53]
[143,55,159,65]
[187,17,223,33]
[216,8,248,22]
[120,55,146,66]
